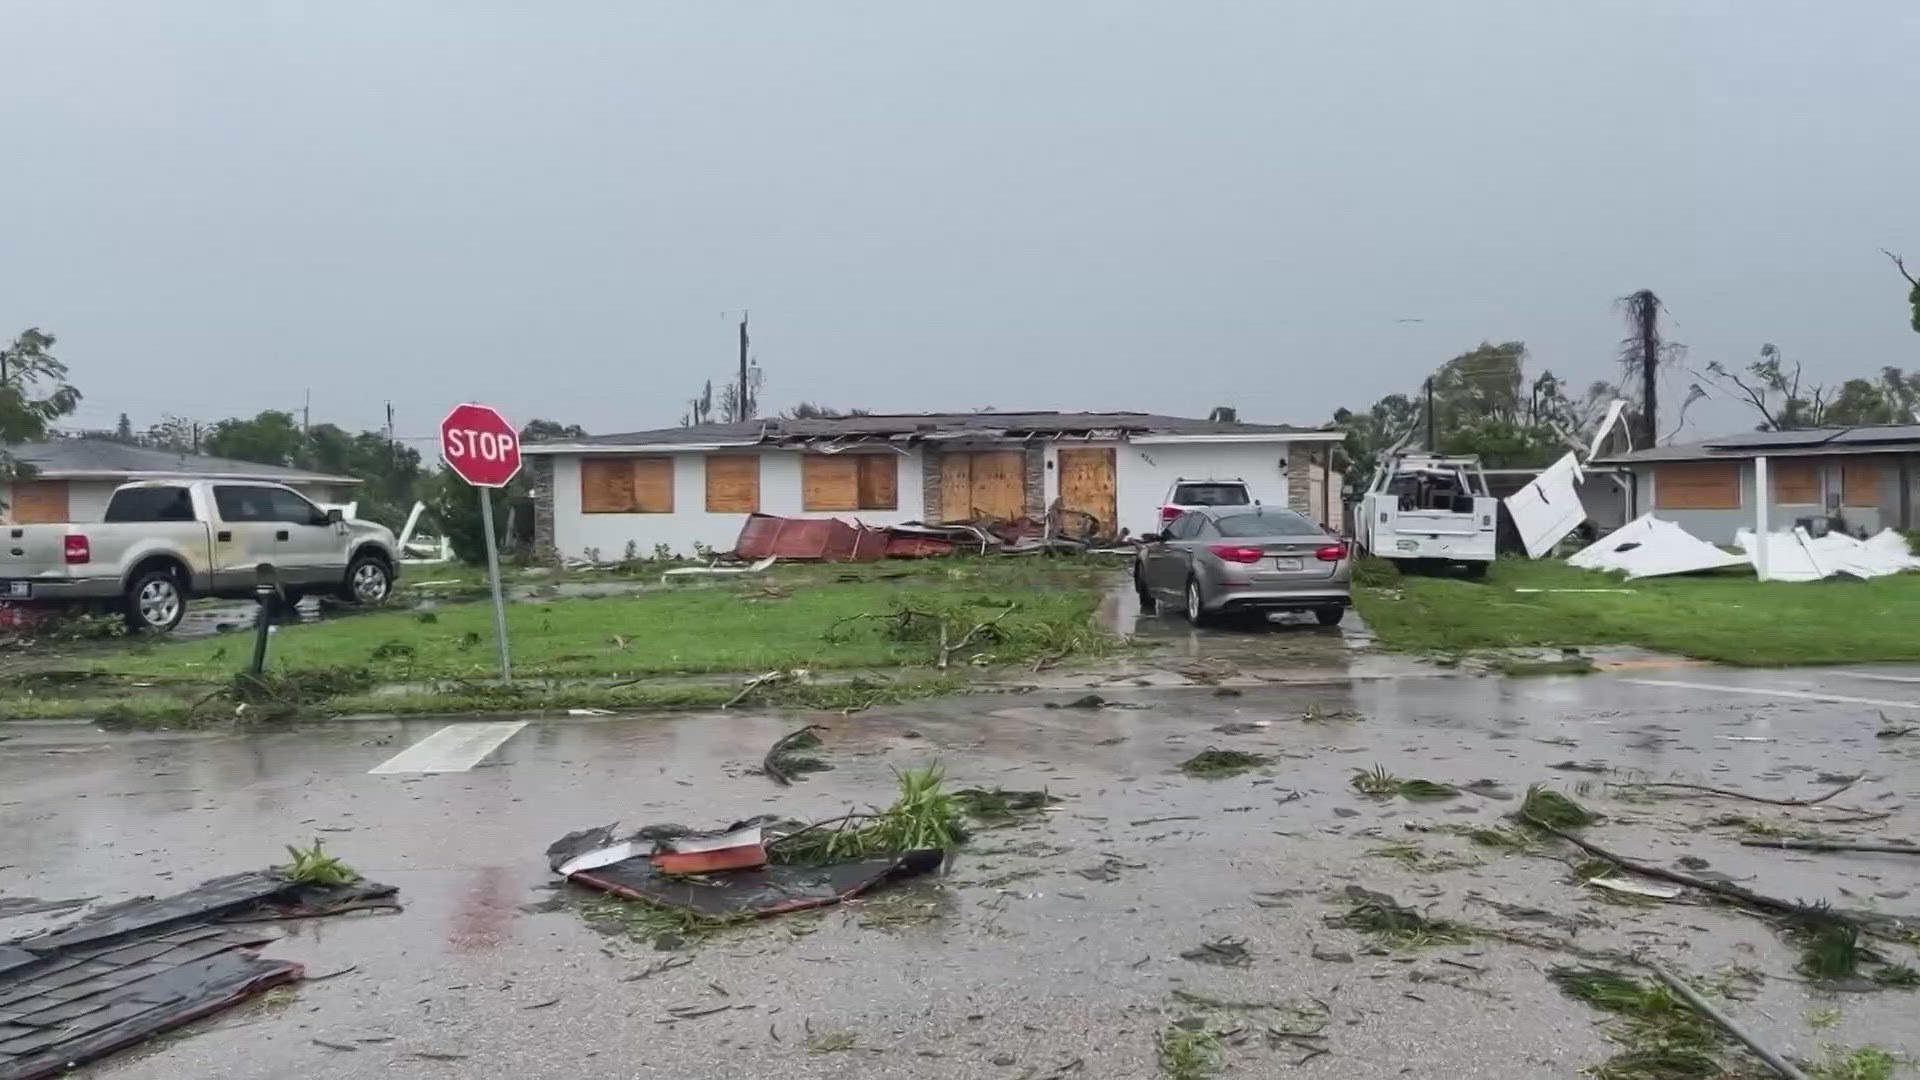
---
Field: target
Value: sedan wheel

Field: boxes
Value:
[1184,579,1214,627]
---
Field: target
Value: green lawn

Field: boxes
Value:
[0,558,1119,724]
[92,559,1117,681]
[1355,557,1920,665]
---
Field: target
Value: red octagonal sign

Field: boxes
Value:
[440,403,522,488]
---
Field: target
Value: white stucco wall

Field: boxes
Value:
[548,448,926,559]
[1093,440,1296,538]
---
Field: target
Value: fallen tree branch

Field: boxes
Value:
[1738,838,1920,856]
[1520,814,1832,920]
[1635,774,1860,807]
[1644,962,1809,1080]
[762,724,828,786]
[722,669,803,709]
[937,605,1019,669]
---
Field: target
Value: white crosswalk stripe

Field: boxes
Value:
[369,721,528,774]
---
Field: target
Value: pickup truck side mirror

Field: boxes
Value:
[323,508,344,525]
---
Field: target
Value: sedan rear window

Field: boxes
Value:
[104,487,195,522]
[1213,510,1318,537]
[1172,483,1249,506]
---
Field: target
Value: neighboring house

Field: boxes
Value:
[523,412,1343,560]
[1597,424,1920,543]
[0,439,359,524]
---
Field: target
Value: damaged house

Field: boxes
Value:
[1596,424,1920,544]
[523,412,1343,560]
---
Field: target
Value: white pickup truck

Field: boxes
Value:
[1354,453,1499,577]
[1,480,400,632]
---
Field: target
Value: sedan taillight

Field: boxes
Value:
[1209,544,1265,564]
[64,535,91,565]
[1316,543,1348,562]
[1160,505,1182,523]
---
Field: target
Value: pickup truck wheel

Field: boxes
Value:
[1459,561,1489,581]
[340,556,393,606]
[1314,606,1345,626]
[125,570,186,633]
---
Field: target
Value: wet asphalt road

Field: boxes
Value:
[5,626,1920,1078]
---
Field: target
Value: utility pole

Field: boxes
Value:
[302,389,311,433]
[1424,377,1436,451]
[737,310,752,421]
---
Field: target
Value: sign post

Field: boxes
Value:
[439,403,523,681]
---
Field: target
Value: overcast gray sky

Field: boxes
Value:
[4,2,1916,444]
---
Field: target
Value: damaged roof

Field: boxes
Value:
[523,411,1334,452]
[6,439,358,485]
[1600,423,1920,463]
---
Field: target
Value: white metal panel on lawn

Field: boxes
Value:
[1503,452,1586,559]
[1738,527,1920,581]
[1568,514,1748,578]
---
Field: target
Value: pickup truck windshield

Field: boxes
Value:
[104,486,196,522]
[1172,483,1249,506]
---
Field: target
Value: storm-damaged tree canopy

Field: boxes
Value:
[1333,340,1612,493]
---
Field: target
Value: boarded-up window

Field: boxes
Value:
[856,455,897,510]
[1841,456,1882,506]
[1772,460,1821,504]
[803,454,897,511]
[580,456,674,513]
[938,451,1027,521]
[1057,448,1116,535]
[705,455,760,513]
[7,480,69,524]
[1654,462,1739,510]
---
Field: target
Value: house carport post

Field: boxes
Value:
[1753,456,1769,581]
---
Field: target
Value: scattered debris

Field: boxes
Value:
[1350,765,1458,800]
[1737,839,1920,856]
[1586,876,1683,901]
[1518,784,1600,829]
[1211,721,1269,735]
[1179,937,1252,967]
[1156,1019,1222,1080]
[275,840,360,886]
[1326,885,1467,948]
[722,668,810,709]
[1635,775,1862,808]
[953,788,1059,820]
[0,867,396,1080]
[1569,514,1750,578]
[762,724,830,785]
[1178,749,1270,779]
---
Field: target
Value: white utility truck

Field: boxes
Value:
[1354,454,1498,576]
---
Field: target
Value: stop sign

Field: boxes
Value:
[440,403,522,488]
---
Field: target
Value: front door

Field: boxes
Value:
[1056,448,1116,537]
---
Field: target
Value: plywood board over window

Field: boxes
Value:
[938,451,1026,521]
[7,480,69,524]
[1057,448,1116,533]
[1772,460,1822,504]
[705,455,760,513]
[580,456,673,513]
[803,454,897,511]
[1841,456,1882,506]
[1654,462,1740,510]
[856,455,897,510]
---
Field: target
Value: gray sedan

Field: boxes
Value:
[1134,507,1353,626]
